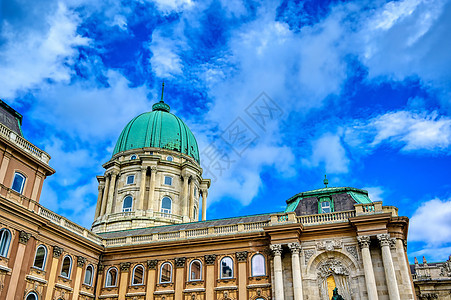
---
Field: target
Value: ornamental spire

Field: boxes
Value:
[323,174,329,188]
[152,82,170,113]
[160,81,165,103]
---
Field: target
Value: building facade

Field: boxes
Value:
[0,97,420,300]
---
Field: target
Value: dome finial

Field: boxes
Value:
[160,81,165,103]
[323,174,329,188]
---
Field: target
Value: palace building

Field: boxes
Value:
[0,94,423,300]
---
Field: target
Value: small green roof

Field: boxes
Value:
[113,101,200,163]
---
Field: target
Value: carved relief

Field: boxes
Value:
[19,231,31,244]
[440,255,451,277]
[304,249,315,264]
[270,244,283,256]
[120,262,131,272]
[316,240,342,251]
[147,259,158,269]
[317,258,350,278]
[389,238,397,250]
[345,246,358,261]
[53,246,64,258]
[235,251,248,262]
[77,256,86,268]
[357,236,371,248]
[204,254,216,265]
[377,234,391,247]
[175,257,186,268]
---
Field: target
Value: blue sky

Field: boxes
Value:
[1,0,450,262]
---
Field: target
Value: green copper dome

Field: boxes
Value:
[113,101,200,163]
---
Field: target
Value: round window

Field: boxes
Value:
[167,156,173,162]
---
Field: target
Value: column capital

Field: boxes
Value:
[77,256,86,268]
[53,246,64,258]
[288,242,301,254]
[377,233,391,247]
[175,257,186,268]
[204,254,216,265]
[270,244,283,256]
[19,231,32,244]
[235,251,248,262]
[120,262,131,272]
[147,259,158,269]
[357,235,371,248]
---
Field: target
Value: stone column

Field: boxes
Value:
[6,231,31,300]
[205,255,216,300]
[201,189,208,221]
[45,246,64,300]
[149,166,157,211]
[270,244,284,300]
[182,174,189,217]
[100,175,110,217]
[288,243,303,300]
[94,184,104,219]
[146,260,158,300]
[189,179,195,219]
[0,150,11,184]
[396,238,415,298]
[174,257,186,300]
[105,171,118,214]
[118,262,131,300]
[72,256,86,300]
[138,167,147,210]
[377,234,401,300]
[357,236,378,300]
[236,251,248,300]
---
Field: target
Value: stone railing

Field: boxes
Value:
[298,210,356,225]
[355,201,384,215]
[0,122,50,164]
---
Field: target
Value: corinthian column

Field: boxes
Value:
[357,236,378,300]
[377,234,400,300]
[100,175,110,217]
[270,244,284,300]
[105,171,118,214]
[138,167,147,210]
[94,184,104,219]
[288,242,303,300]
[149,166,157,211]
[201,189,208,221]
[181,174,189,217]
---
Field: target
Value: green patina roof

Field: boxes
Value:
[284,186,372,212]
[113,101,200,163]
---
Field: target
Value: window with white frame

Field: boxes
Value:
[164,176,172,186]
[11,172,26,194]
[126,175,135,184]
[251,254,266,276]
[132,265,144,285]
[61,255,72,278]
[0,229,11,257]
[84,265,94,286]
[33,245,47,270]
[161,197,172,214]
[160,262,172,283]
[220,257,233,279]
[106,267,118,287]
[123,196,133,212]
[321,201,331,213]
[189,260,202,281]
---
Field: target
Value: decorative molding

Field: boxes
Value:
[304,249,315,264]
[175,257,186,268]
[288,242,301,255]
[0,265,12,273]
[316,240,342,252]
[98,264,105,272]
[357,236,371,249]
[345,246,358,261]
[55,283,73,291]
[147,259,158,269]
[269,244,283,256]
[26,275,48,284]
[19,231,31,244]
[418,293,438,299]
[377,234,391,247]
[235,251,248,262]
[204,255,216,265]
[53,246,64,258]
[317,258,350,279]
[120,262,131,272]
[389,238,397,250]
[77,256,86,268]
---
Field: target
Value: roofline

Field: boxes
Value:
[0,99,23,125]
[285,187,369,204]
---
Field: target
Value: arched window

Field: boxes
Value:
[0,229,11,257]
[25,292,38,300]
[33,245,47,270]
[132,265,144,285]
[220,257,233,279]
[161,197,172,214]
[251,254,266,276]
[11,172,26,194]
[189,260,202,281]
[160,262,172,283]
[84,265,94,286]
[61,255,72,278]
[106,267,118,287]
[193,206,197,221]
[123,196,133,212]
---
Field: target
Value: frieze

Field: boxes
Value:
[175,257,186,268]
[147,259,158,269]
[288,243,301,255]
[19,231,31,244]
[304,249,315,264]
[317,258,349,279]
[204,255,216,265]
[345,246,358,261]
[77,256,86,268]
[316,240,342,252]
[269,244,283,256]
[357,236,371,249]
[120,262,131,272]
[419,293,438,299]
[53,246,64,258]
[235,251,248,262]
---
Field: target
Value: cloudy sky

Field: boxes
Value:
[1,0,450,262]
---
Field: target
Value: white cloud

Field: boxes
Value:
[363,186,384,203]
[149,30,184,78]
[409,198,451,245]
[302,133,350,173]
[150,0,194,13]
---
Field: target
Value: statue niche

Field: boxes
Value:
[317,258,351,300]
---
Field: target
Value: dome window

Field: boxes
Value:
[167,156,173,162]
[126,175,135,184]
[161,197,172,214]
[123,196,133,212]
[164,176,172,186]
[130,155,137,160]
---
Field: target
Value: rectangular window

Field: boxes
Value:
[321,201,331,213]
[164,176,172,186]
[126,175,134,184]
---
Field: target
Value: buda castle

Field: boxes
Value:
[0,92,445,300]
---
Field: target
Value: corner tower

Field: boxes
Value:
[91,86,210,233]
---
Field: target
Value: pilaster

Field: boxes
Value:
[205,254,216,300]
[236,251,248,300]
[6,231,31,300]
